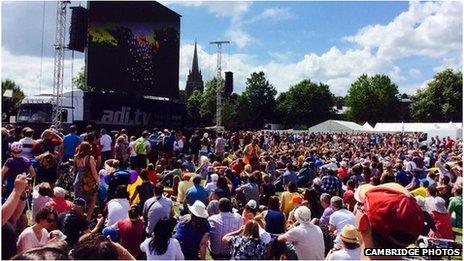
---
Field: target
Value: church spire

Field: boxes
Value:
[192,40,199,73]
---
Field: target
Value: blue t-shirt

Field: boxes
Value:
[396,169,410,187]
[185,185,208,206]
[4,157,31,195]
[63,133,81,157]
[174,215,210,259]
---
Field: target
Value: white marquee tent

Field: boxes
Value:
[373,122,462,133]
[307,120,369,133]
[363,122,375,131]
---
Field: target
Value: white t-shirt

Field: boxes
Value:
[100,134,112,152]
[204,182,217,195]
[106,198,130,226]
[329,208,356,243]
[17,226,49,253]
[140,237,184,260]
[284,223,324,260]
[327,247,361,260]
[129,141,137,157]
[173,139,184,152]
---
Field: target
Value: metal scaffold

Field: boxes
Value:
[209,40,229,131]
[52,0,70,127]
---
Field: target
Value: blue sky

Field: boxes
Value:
[2,1,462,97]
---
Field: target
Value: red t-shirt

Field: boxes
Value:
[45,197,73,214]
[430,211,454,240]
[117,218,144,257]
[337,167,349,180]
[148,170,157,184]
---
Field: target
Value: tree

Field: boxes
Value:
[240,72,277,129]
[73,67,98,92]
[345,74,400,124]
[186,90,202,126]
[276,79,334,127]
[2,79,25,118]
[411,69,462,122]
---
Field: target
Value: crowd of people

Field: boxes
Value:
[1,123,462,260]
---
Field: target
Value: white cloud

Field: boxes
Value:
[408,68,421,78]
[248,7,295,23]
[206,1,251,17]
[433,57,462,73]
[345,1,462,60]
[2,48,84,96]
[268,51,293,62]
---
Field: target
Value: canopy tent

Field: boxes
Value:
[373,122,462,133]
[307,120,369,133]
[363,122,375,131]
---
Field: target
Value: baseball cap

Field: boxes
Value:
[354,183,424,247]
[73,198,87,208]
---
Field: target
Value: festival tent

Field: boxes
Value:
[373,122,462,133]
[307,120,369,133]
[363,122,375,131]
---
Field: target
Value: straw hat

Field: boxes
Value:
[340,224,360,244]
[188,200,209,218]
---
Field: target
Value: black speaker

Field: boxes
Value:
[224,71,233,96]
[69,6,88,52]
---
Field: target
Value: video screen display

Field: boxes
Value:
[86,1,180,99]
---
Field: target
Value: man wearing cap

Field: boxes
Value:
[45,186,73,214]
[326,224,361,260]
[1,142,36,197]
[57,198,92,247]
[354,183,425,257]
[278,206,325,260]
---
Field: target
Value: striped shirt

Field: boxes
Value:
[208,212,243,256]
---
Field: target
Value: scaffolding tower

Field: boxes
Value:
[209,41,229,130]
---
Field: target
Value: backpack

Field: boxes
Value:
[134,138,146,155]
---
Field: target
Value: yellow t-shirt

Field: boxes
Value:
[411,186,427,197]
[127,176,143,204]
[281,191,300,217]
[177,181,194,203]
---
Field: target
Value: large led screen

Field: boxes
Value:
[86,1,180,99]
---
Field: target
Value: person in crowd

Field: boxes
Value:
[260,174,275,206]
[19,127,36,160]
[111,204,144,259]
[243,138,260,170]
[280,182,299,217]
[278,206,325,260]
[287,194,304,225]
[437,175,453,205]
[237,174,260,206]
[32,129,63,156]
[298,161,317,187]
[189,130,202,163]
[185,174,209,206]
[57,198,91,248]
[205,173,219,195]
[62,125,80,162]
[395,163,410,187]
[211,176,232,201]
[35,152,58,184]
[73,233,135,260]
[223,220,268,260]
[415,196,438,236]
[114,135,130,168]
[208,198,242,259]
[177,172,194,204]
[99,128,112,163]
[31,182,52,220]
[427,196,454,239]
[11,241,70,260]
[106,160,130,200]
[321,169,341,196]
[411,179,429,197]
[448,183,462,228]
[2,142,36,197]
[105,185,130,227]
[17,206,58,253]
[328,196,356,246]
[175,200,210,259]
[130,169,155,207]
[304,187,324,219]
[143,182,174,236]
[134,131,151,170]
[343,180,357,212]
[319,193,333,225]
[73,142,99,220]
[354,183,425,258]
[325,224,361,260]
[282,163,298,187]
[214,132,226,159]
[207,200,220,216]
[45,186,73,214]
[140,217,183,260]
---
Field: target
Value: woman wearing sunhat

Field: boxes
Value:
[427,196,454,240]
[174,200,210,260]
[325,224,361,260]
